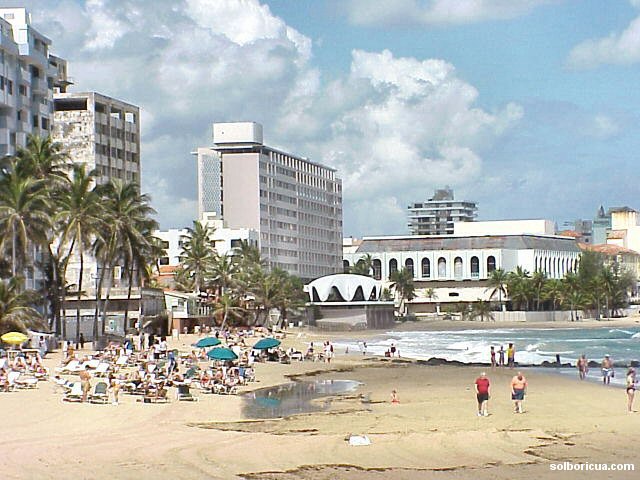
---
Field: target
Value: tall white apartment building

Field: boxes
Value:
[0,8,70,156]
[196,122,343,280]
[52,92,140,184]
[408,187,477,236]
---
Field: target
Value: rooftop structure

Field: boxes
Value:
[408,187,477,235]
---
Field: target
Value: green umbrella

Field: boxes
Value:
[207,347,238,361]
[253,338,281,350]
[195,337,221,348]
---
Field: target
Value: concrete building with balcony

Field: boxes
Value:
[0,8,70,156]
[343,233,580,314]
[52,91,140,184]
[196,121,343,281]
[408,187,477,236]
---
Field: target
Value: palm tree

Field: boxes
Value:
[486,269,508,310]
[0,278,45,334]
[14,134,70,183]
[389,267,415,316]
[530,271,546,311]
[0,165,51,277]
[351,254,374,276]
[214,292,245,331]
[470,300,494,322]
[173,265,195,292]
[207,253,238,296]
[507,267,531,310]
[56,165,102,342]
[179,221,216,294]
[542,278,563,320]
[93,180,155,339]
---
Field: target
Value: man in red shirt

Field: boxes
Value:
[474,372,490,417]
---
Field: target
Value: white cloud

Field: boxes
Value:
[345,0,555,27]
[567,5,640,69]
[22,1,520,236]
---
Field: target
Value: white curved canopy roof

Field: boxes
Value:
[306,274,381,302]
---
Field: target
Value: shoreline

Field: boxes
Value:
[1,331,638,479]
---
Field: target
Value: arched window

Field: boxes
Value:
[487,256,496,273]
[343,260,350,274]
[405,258,414,277]
[421,258,431,278]
[438,257,447,278]
[372,259,382,280]
[389,258,398,275]
[454,257,463,279]
[471,256,480,278]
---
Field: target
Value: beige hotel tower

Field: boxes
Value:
[196,122,343,281]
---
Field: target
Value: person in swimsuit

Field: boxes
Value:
[490,347,496,369]
[510,372,527,413]
[498,346,505,367]
[602,355,614,385]
[577,354,588,380]
[507,343,515,369]
[626,367,636,413]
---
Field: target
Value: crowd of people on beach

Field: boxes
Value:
[489,343,516,369]
[575,353,637,412]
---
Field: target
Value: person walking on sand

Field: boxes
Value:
[79,365,92,403]
[391,389,399,404]
[507,343,515,369]
[511,371,527,413]
[498,345,505,367]
[475,372,490,417]
[602,355,614,385]
[577,354,588,380]
[626,367,636,412]
[490,346,496,369]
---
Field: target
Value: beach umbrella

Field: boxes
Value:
[1,332,28,345]
[207,347,238,361]
[194,337,221,348]
[253,338,281,350]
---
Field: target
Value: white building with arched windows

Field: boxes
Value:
[343,234,580,313]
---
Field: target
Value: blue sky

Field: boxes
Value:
[18,0,640,236]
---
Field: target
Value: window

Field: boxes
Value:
[19,84,27,96]
[454,257,463,278]
[487,256,496,273]
[343,260,350,273]
[438,257,446,278]
[159,257,170,265]
[372,259,382,280]
[230,239,242,248]
[421,258,430,278]
[161,241,169,249]
[471,256,479,278]
[389,258,398,275]
[405,258,414,277]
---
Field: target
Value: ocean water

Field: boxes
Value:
[334,326,640,368]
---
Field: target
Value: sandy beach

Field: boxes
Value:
[1,323,639,480]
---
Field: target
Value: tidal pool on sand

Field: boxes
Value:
[242,379,361,419]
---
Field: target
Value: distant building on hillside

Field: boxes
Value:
[593,206,612,244]
[195,121,343,281]
[407,187,477,235]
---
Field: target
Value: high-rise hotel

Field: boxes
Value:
[195,122,343,281]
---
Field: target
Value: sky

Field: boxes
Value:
[14,0,640,236]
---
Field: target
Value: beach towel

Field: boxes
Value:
[348,435,371,446]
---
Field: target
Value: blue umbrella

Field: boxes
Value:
[253,338,281,350]
[207,347,238,361]
[195,337,221,348]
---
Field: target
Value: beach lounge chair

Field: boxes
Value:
[115,355,129,367]
[6,371,21,391]
[15,374,38,389]
[56,360,81,374]
[143,385,170,403]
[62,382,83,402]
[84,359,100,369]
[176,384,198,401]
[90,381,109,404]
[94,363,110,377]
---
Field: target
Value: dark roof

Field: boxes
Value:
[354,235,581,253]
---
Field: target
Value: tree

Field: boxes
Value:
[389,267,415,315]
[0,278,46,335]
[214,292,245,331]
[350,254,373,277]
[542,278,563,319]
[0,165,51,278]
[55,165,102,342]
[486,269,508,310]
[470,300,494,322]
[507,267,531,310]
[530,271,546,311]
[179,221,216,294]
